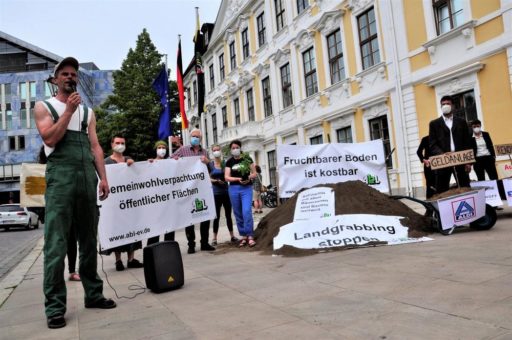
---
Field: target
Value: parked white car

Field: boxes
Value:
[0,204,40,231]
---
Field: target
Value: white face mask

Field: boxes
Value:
[231,148,241,157]
[113,144,126,154]
[212,150,222,158]
[473,127,481,134]
[441,104,452,115]
[156,148,167,158]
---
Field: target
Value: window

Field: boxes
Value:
[257,12,266,46]
[327,29,345,84]
[310,135,323,145]
[229,41,237,71]
[241,28,250,60]
[267,150,277,186]
[9,135,25,151]
[209,63,215,91]
[262,77,273,117]
[451,90,477,123]
[297,0,308,14]
[222,106,228,128]
[369,116,392,168]
[233,98,240,125]
[1,84,12,130]
[280,63,293,108]
[433,0,464,35]
[219,53,225,81]
[246,88,255,121]
[212,113,218,144]
[302,48,318,97]
[336,126,353,143]
[19,82,27,100]
[358,7,380,70]
[45,82,54,99]
[19,81,36,129]
[186,87,192,108]
[275,0,286,32]
[193,81,197,103]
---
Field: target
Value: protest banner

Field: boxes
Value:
[495,144,512,156]
[20,163,46,207]
[503,178,512,206]
[429,149,475,170]
[273,214,432,250]
[98,157,215,250]
[293,187,334,221]
[470,180,503,207]
[434,189,486,230]
[277,140,388,198]
[496,161,512,179]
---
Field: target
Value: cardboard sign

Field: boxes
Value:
[293,187,335,221]
[433,189,486,230]
[470,180,503,207]
[503,178,512,206]
[429,149,475,170]
[20,163,46,207]
[495,144,512,156]
[496,161,512,179]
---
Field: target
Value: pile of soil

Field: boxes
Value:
[429,187,474,200]
[253,181,434,256]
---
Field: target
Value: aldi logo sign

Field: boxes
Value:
[452,198,476,222]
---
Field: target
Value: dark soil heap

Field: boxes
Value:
[254,181,434,256]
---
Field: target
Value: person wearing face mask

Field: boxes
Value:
[470,119,498,181]
[147,140,176,245]
[171,128,214,253]
[428,95,473,194]
[101,135,143,271]
[224,140,258,248]
[209,145,238,245]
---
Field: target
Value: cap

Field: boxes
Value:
[154,140,168,149]
[53,57,79,78]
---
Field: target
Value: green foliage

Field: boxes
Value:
[95,28,179,160]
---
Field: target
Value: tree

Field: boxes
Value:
[96,28,179,160]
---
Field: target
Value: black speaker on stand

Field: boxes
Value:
[143,241,184,293]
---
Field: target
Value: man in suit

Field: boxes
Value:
[428,95,472,194]
[416,135,435,199]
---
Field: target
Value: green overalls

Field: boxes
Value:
[43,101,104,318]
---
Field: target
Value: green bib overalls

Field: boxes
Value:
[43,101,104,317]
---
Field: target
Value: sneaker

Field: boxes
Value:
[200,243,216,251]
[230,236,239,243]
[47,314,66,329]
[115,260,125,271]
[211,240,217,246]
[187,246,196,254]
[85,298,117,309]
[127,259,143,268]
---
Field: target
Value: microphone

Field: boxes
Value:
[69,80,77,93]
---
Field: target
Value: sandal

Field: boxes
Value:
[248,238,256,247]
[239,238,247,247]
[69,273,81,281]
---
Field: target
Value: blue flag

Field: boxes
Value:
[152,67,171,140]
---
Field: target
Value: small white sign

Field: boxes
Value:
[435,189,486,230]
[293,187,335,221]
[503,178,512,206]
[470,180,503,207]
[273,214,428,250]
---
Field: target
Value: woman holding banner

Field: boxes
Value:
[225,140,257,248]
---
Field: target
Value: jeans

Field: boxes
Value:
[228,184,254,237]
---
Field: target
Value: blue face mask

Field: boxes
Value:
[190,136,200,146]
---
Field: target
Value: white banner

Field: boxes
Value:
[434,189,486,230]
[99,157,215,250]
[20,163,46,207]
[293,187,335,221]
[470,180,503,207]
[503,178,512,206]
[274,214,432,250]
[277,140,389,198]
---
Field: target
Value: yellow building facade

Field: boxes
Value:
[184,0,512,196]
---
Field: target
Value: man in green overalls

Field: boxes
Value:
[34,57,116,329]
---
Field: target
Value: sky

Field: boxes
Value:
[0,0,222,80]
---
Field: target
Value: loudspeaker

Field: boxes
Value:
[143,241,184,293]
